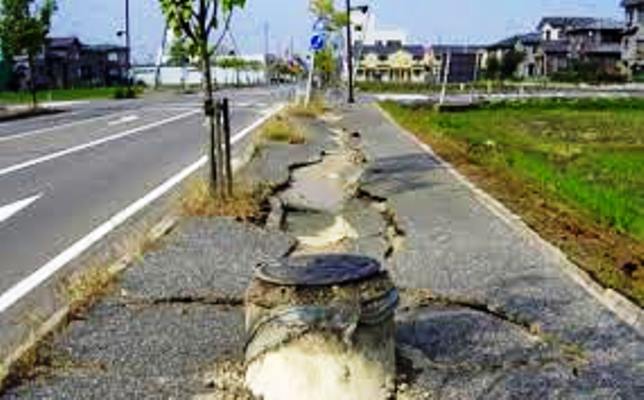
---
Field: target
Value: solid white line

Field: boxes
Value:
[0,112,130,143]
[0,194,41,225]
[0,109,200,178]
[0,103,284,314]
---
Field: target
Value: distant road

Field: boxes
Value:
[0,86,290,313]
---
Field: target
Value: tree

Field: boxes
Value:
[0,0,56,108]
[485,54,501,80]
[310,0,347,30]
[167,37,191,67]
[159,0,246,195]
[500,49,524,80]
[216,56,246,86]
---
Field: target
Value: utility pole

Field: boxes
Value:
[346,0,355,103]
[125,0,131,89]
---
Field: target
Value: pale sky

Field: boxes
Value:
[51,0,625,64]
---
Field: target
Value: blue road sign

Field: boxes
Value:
[310,34,326,51]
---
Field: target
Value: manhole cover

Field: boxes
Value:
[255,254,381,286]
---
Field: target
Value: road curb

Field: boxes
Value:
[374,104,643,336]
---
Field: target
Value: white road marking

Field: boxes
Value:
[108,115,140,126]
[0,103,285,314]
[0,109,200,178]
[0,194,41,225]
[0,112,130,143]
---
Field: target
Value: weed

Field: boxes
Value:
[287,97,328,118]
[260,115,306,144]
[64,264,118,318]
[181,178,266,221]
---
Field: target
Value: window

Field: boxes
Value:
[355,25,363,32]
[108,52,118,62]
[356,69,364,76]
[378,54,388,62]
[545,30,552,41]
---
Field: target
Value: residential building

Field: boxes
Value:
[487,16,627,78]
[13,36,128,90]
[487,33,541,77]
[537,17,597,42]
[355,42,429,83]
[567,19,623,69]
[429,45,486,83]
[622,0,644,73]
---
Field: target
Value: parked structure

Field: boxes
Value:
[13,36,128,90]
[622,0,644,74]
[428,45,486,83]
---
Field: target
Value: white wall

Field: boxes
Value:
[133,66,267,87]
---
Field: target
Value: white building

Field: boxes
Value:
[350,10,407,46]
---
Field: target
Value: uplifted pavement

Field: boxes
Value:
[2,103,642,399]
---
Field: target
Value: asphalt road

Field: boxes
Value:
[0,86,290,312]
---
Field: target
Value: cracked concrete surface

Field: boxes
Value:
[3,105,643,399]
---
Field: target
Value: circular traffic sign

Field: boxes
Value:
[310,34,326,51]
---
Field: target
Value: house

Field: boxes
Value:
[622,0,644,74]
[566,19,624,69]
[537,17,598,42]
[355,42,429,83]
[13,36,129,90]
[487,33,541,77]
[487,16,628,78]
[429,45,486,83]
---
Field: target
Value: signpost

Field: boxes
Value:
[305,18,329,106]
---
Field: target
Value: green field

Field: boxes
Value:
[0,87,138,105]
[382,98,644,302]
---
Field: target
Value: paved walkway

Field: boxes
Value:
[336,104,643,398]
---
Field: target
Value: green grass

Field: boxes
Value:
[0,87,141,105]
[382,98,644,240]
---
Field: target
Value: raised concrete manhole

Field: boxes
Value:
[244,254,399,400]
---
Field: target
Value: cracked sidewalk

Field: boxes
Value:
[2,104,642,399]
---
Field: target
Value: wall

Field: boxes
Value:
[134,66,267,87]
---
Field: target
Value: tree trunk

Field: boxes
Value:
[202,42,224,196]
[28,53,38,109]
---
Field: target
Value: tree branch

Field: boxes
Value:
[211,10,234,54]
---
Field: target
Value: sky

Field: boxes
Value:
[51,0,625,64]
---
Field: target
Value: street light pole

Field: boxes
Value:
[346,0,355,104]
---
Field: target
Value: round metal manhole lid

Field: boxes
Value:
[255,254,382,286]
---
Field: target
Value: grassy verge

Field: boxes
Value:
[381,97,644,305]
[260,113,307,145]
[0,87,143,105]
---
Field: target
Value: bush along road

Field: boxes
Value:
[1,101,642,399]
